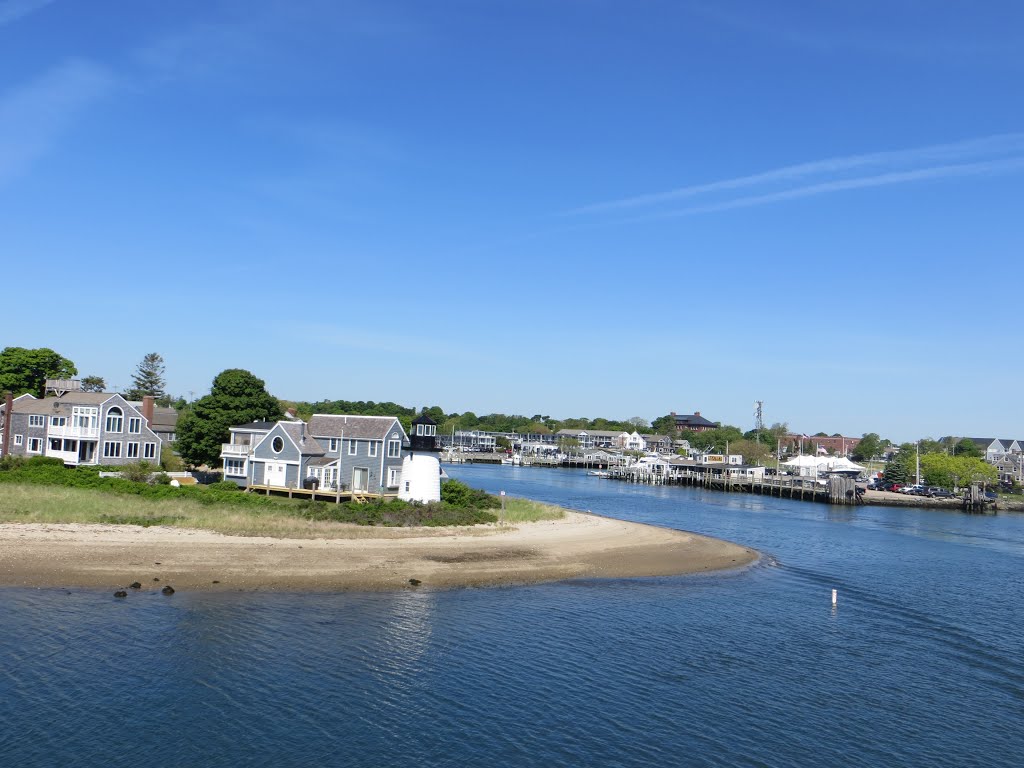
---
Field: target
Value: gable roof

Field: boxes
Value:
[279,422,325,455]
[307,414,405,440]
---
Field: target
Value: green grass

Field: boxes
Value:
[0,483,566,537]
[498,497,565,523]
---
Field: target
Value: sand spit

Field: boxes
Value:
[0,511,757,592]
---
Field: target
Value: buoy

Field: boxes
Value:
[832,588,838,606]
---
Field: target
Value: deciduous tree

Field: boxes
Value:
[175,369,282,468]
[0,347,77,397]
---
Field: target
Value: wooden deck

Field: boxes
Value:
[246,484,399,504]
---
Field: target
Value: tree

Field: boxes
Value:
[80,375,106,393]
[627,416,649,431]
[954,439,982,459]
[651,414,676,435]
[0,347,77,397]
[852,432,882,462]
[175,369,282,468]
[125,352,166,400]
[920,453,996,490]
[883,443,917,484]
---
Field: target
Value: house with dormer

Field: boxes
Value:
[224,414,408,494]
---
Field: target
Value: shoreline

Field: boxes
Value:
[0,511,758,592]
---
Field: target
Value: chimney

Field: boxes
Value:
[142,395,155,426]
[695,411,701,417]
[2,391,12,457]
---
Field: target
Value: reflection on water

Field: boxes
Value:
[1,465,1023,767]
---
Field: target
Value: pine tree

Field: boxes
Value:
[125,352,166,400]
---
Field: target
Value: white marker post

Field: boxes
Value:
[500,490,506,513]
[832,589,838,606]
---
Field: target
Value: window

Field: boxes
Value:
[103,441,122,458]
[28,437,41,453]
[368,441,378,458]
[126,442,140,459]
[387,467,401,488]
[329,438,339,452]
[415,423,436,437]
[14,435,23,446]
[388,439,401,458]
[29,415,44,427]
[72,407,98,430]
[51,416,67,427]
[224,458,245,476]
[272,436,284,453]
[105,407,123,433]
[348,440,358,456]
[128,417,141,433]
[143,443,157,460]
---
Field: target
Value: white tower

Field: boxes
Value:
[398,413,442,502]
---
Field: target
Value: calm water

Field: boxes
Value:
[2,465,1023,767]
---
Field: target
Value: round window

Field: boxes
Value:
[272,436,284,453]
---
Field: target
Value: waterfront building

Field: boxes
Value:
[670,411,717,433]
[1,385,163,466]
[398,413,442,503]
[222,414,408,493]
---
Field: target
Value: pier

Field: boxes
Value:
[608,466,863,505]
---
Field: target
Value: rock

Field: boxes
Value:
[161,585,175,595]
[153,577,160,582]
[212,580,220,584]
[129,582,142,589]
[113,590,128,598]
[408,578,422,586]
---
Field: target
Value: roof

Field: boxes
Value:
[555,429,628,438]
[307,414,404,440]
[673,413,716,428]
[13,393,117,414]
[277,422,325,455]
[231,421,278,432]
[150,407,178,431]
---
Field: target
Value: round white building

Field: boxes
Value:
[398,413,442,503]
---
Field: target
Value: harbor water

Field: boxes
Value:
[2,464,1022,767]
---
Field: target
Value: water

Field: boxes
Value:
[2,465,1022,767]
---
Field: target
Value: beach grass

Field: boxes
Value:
[498,496,565,523]
[0,484,565,537]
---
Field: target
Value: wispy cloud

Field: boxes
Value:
[0,59,115,186]
[568,133,1024,219]
[0,0,55,28]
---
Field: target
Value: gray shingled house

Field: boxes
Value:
[2,390,163,466]
[224,414,408,494]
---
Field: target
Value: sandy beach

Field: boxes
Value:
[0,511,758,592]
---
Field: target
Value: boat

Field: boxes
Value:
[587,470,611,478]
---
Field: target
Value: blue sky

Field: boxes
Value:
[2,0,1022,443]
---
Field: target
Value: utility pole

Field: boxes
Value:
[754,400,764,444]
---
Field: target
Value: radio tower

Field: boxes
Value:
[754,400,764,444]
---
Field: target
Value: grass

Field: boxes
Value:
[498,497,565,523]
[0,484,566,538]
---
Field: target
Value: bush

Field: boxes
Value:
[120,462,155,483]
[440,479,500,509]
[152,472,172,485]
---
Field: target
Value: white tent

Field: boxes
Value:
[782,455,865,477]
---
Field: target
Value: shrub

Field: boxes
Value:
[120,462,155,483]
[152,472,172,485]
[440,479,500,509]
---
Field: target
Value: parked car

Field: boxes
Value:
[929,488,955,498]
[901,484,926,495]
